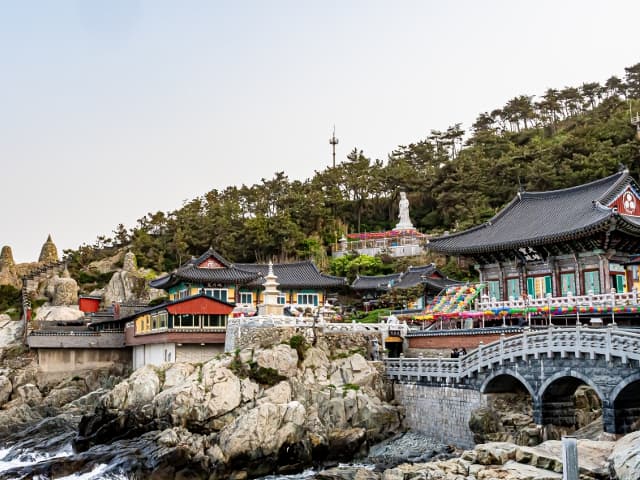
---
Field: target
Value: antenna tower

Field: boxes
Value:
[329,126,339,168]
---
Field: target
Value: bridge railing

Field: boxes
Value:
[478,289,639,310]
[385,326,640,382]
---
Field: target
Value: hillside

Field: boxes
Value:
[63,63,640,283]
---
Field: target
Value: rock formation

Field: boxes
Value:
[0,246,20,289]
[102,251,164,307]
[42,267,79,306]
[0,246,15,270]
[38,235,59,264]
[71,343,402,478]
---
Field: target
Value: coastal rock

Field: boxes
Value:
[316,466,380,479]
[609,430,640,480]
[218,401,308,466]
[15,383,43,406]
[254,344,299,378]
[0,375,12,405]
[328,354,376,388]
[162,363,195,390]
[104,365,160,410]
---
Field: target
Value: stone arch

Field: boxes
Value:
[538,370,604,432]
[480,369,535,397]
[610,372,640,434]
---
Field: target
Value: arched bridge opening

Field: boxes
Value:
[475,373,535,445]
[612,378,640,434]
[540,376,602,438]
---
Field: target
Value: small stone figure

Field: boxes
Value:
[371,338,380,361]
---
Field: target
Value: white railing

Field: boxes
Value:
[385,326,640,382]
[478,290,639,310]
[230,314,410,336]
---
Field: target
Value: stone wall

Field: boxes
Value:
[225,320,382,358]
[393,382,485,448]
[176,344,225,363]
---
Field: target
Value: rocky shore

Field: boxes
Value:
[0,332,404,479]
[2,315,640,479]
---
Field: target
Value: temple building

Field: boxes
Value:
[149,249,347,312]
[351,264,463,309]
[428,169,640,301]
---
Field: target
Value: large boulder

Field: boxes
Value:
[609,430,640,480]
[0,375,12,406]
[34,305,83,321]
[254,344,298,378]
[218,401,308,462]
[103,365,161,410]
[0,317,23,348]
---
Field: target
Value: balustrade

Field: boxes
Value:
[385,327,640,382]
[479,289,639,311]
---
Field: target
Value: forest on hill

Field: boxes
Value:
[65,63,640,277]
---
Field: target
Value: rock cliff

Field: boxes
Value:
[69,342,402,478]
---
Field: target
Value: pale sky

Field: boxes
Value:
[2,0,640,263]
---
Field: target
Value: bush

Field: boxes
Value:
[0,285,21,314]
[249,365,286,386]
[289,335,308,361]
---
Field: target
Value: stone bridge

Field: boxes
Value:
[385,326,640,437]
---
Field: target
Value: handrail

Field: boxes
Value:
[384,326,640,382]
[478,290,639,310]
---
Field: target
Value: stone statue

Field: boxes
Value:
[395,192,414,230]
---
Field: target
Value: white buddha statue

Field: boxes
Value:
[395,192,415,230]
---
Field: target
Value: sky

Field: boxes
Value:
[1,0,640,263]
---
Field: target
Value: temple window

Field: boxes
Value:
[506,278,520,299]
[239,292,253,304]
[204,288,228,302]
[560,273,576,296]
[584,271,601,294]
[487,280,500,300]
[527,276,552,299]
[296,293,319,306]
[202,314,227,328]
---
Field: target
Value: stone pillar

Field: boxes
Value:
[498,264,505,301]
[599,255,610,294]
[561,437,579,480]
[574,255,582,296]
[532,398,543,426]
[602,403,617,434]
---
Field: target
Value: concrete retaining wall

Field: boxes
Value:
[393,383,484,448]
[37,348,131,374]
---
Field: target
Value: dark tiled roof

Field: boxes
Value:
[188,248,233,268]
[429,171,640,255]
[422,276,465,291]
[236,261,347,289]
[351,273,401,291]
[393,264,439,289]
[149,264,261,289]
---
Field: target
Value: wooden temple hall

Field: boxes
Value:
[428,169,640,304]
